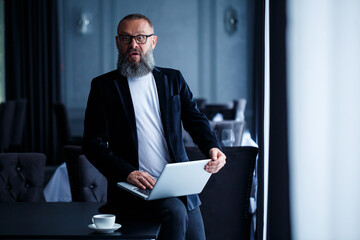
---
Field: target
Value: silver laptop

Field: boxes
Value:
[117,159,212,200]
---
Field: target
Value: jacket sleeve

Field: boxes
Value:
[82,78,136,183]
[177,71,221,156]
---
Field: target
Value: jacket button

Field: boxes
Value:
[89,184,95,189]
[6,185,10,189]
[25,184,30,188]
[16,167,21,171]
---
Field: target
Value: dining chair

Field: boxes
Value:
[63,145,107,202]
[53,102,82,146]
[182,120,245,147]
[200,98,247,121]
[194,98,207,110]
[10,99,27,151]
[201,102,236,120]
[0,100,16,152]
[0,153,46,202]
[210,120,246,146]
[185,146,258,240]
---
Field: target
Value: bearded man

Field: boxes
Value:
[83,13,226,240]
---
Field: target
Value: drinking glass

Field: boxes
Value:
[222,129,235,147]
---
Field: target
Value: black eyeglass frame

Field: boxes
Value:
[117,34,155,44]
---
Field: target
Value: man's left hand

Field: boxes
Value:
[205,148,226,173]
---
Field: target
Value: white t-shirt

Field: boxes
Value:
[127,72,170,178]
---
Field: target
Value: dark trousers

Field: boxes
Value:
[104,196,206,240]
[143,197,206,240]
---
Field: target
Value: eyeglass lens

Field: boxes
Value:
[118,35,153,44]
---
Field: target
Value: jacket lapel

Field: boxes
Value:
[113,75,138,148]
[153,67,169,133]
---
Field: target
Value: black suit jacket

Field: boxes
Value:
[83,67,220,210]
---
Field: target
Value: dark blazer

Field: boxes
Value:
[83,66,220,211]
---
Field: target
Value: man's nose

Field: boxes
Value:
[130,37,139,48]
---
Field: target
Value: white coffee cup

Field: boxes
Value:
[92,214,116,229]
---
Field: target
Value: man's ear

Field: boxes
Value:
[152,35,158,49]
[115,36,120,50]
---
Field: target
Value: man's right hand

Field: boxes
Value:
[127,171,156,190]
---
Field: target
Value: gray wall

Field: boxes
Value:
[58,0,254,136]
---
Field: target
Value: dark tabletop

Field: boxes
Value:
[0,202,160,239]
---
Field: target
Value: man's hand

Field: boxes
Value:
[205,148,226,173]
[127,171,156,190]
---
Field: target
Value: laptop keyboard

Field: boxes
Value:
[136,188,152,197]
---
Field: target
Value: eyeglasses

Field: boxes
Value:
[117,34,154,44]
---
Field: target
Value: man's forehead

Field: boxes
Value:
[118,19,153,34]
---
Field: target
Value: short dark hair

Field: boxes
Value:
[118,14,154,31]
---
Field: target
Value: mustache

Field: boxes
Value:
[128,48,142,55]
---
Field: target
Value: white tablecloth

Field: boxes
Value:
[44,162,72,202]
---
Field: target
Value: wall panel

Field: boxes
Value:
[58,0,253,135]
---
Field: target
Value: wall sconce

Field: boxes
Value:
[77,13,92,35]
[224,7,238,35]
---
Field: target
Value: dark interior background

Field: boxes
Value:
[3,0,259,163]
[57,0,256,137]
[2,0,268,239]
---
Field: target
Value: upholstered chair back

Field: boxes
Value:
[0,153,46,202]
[64,145,107,202]
[0,101,16,152]
[186,146,258,240]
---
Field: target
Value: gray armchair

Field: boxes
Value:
[63,145,107,202]
[0,153,46,202]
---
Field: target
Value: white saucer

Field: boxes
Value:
[88,223,122,233]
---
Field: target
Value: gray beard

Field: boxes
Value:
[117,47,155,78]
